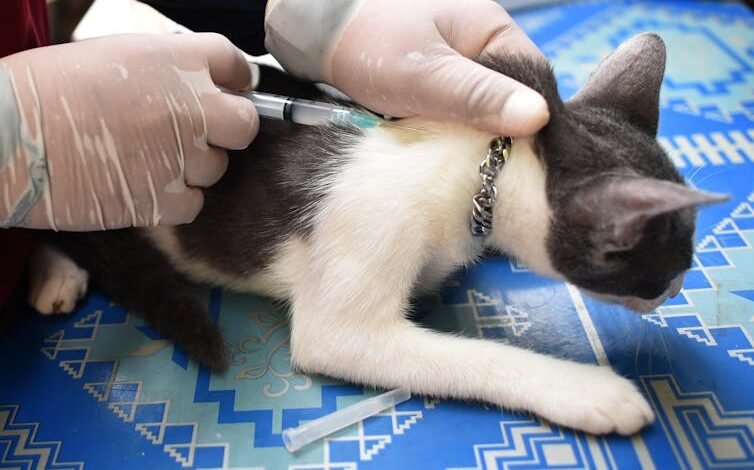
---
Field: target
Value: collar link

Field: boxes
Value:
[470,136,512,237]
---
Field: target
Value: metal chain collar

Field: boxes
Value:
[470,136,512,237]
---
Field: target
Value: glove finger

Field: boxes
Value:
[184,145,229,188]
[174,32,254,91]
[413,50,549,136]
[202,91,259,150]
[155,186,205,226]
[478,20,541,59]
[437,1,540,59]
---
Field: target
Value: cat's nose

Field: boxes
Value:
[669,274,684,298]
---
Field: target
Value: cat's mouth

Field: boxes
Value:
[585,274,684,313]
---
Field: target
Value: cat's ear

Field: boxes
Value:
[569,33,666,135]
[568,177,728,252]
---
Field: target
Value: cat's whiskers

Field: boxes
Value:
[684,162,705,186]
[685,166,730,188]
[634,315,645,375]
[657,323,677,376]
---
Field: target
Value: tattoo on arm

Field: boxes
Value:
[0,64,48,228]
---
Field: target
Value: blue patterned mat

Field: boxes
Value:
[2,1,753,468]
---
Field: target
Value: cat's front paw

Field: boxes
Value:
[28,246,89,315]
[535,364,654,435]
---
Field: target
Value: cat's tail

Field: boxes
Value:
[36,230,229,372]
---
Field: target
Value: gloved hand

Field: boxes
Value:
[0,33,258,231]
[265,0,548,136]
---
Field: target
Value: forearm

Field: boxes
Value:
[0,62,49,229]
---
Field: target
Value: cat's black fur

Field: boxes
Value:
[173,122,360,278]
[40,41,709,371]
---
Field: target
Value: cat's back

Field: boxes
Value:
[145,121,358,292]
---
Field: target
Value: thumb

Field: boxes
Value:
[413,51,549,136]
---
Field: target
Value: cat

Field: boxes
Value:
[27,33,726,435]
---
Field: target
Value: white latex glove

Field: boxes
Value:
[265,0,549,136]
[0,33,258,231]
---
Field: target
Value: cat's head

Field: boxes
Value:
[487,33,727,312]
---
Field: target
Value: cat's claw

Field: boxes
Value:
[28,244,89,315]
[534,364,654,435]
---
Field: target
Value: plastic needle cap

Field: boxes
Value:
[282,388,411,452]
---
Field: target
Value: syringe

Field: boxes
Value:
[233,90,385,129]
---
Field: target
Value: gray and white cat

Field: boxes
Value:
[29,33,726,435]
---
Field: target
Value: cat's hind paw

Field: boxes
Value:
[167,308,229,373]
[188,327,229,373]
[27,244,89,315]
[537,364,654,435]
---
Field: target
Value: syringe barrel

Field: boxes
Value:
[242,91,346,126]
[242,91,290,121]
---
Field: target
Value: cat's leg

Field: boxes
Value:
[289,232,654,435]
[28,242,89,314]
[31,230,229,372]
